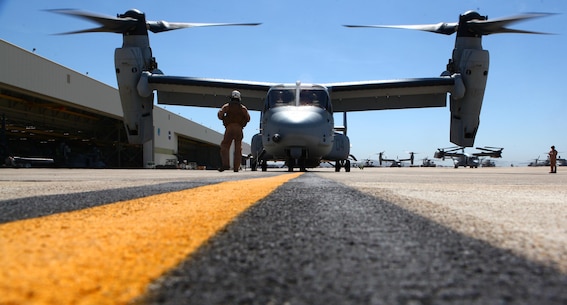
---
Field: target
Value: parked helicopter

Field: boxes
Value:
[420,157,437,167]
[52,9,549,172]
[528,156,548,167]
[480,157,496,167]
[528,154,566,167]
[379,151,415,167]
[434,146,503,168]
[354,158,379,169]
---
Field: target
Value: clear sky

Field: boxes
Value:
[0,0,565,166]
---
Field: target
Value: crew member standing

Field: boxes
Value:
[218,90,250,172]
[549,145,558,174]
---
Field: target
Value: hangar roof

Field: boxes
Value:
[0,39,226,149]
[1,39,123,118]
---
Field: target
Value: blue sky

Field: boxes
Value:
[0,0,565,166]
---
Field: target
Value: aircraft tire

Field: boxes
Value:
[299,158,306,172]
[287,158,295,172]
[261,161,267,172]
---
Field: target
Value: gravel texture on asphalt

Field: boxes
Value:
[0,169,282,223]
[320,167,567,273]
[1,167,566,304]
[138,172,567,305]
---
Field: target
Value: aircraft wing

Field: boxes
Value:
[146,75,455,112]
[324,77,455,112]
[147,75,276,111]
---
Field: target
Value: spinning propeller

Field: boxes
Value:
[474,146,503,158]
[434,146,464,160]
[344,11,553,36]
[48,9,261,35]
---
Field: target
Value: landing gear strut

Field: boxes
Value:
[287,157,307,172]
[335,159,351,172]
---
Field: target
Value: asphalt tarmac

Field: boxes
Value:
[1,167,566,304]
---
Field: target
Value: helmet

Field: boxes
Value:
[231,90,241,101]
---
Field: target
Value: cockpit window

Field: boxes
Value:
[299,90,324,107]
[265,88,330,112]
[267,89,295,109]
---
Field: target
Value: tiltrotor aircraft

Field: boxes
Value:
[434,146,503,168]
[52,9,550,172]
[378,151,415,167]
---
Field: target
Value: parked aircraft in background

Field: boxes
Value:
[4,155,54,168]
[379,151,415,167]
[434,146,503,168]
[420,157,437,167]
[354,158,379,169]
[528,155,567,167]
[480,158,496,167]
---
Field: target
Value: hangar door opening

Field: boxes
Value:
[176,135,220,170]
[0,89,142,168]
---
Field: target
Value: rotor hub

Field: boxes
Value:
[117,10,148,36]
[457,11,487,37]
[119,9,144,19]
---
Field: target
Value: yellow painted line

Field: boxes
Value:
[0,173,302,305]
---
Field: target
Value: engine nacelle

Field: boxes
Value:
[449,47,489,147]
[115,47,154,144]
[324,132,350,161]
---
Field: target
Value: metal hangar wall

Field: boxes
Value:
[0,39,248,169]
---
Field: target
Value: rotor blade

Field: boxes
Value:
[445,147,463,153]
[48,9,138,34]
[484,146,503,150]
[147,21,261,33]
[343,22,458,35]
[344,12,553,36]
[467,13,555,35]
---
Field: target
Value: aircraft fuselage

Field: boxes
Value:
[251,84,344,171]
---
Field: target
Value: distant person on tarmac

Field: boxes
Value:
[549,145,558,174]
[217,90,250,172]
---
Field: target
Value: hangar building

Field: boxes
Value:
[0,39,250,169]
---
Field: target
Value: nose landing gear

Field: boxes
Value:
[286,157,307,172]
[335,159,351,172]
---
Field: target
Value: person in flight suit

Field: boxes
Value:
[217,90,250,172]
[549,145,558,174]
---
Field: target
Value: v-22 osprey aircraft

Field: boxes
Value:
[52,9,550,172]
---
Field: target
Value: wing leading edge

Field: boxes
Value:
[145,74,456,112]
[147,75,275,111]
[325,77,455,112]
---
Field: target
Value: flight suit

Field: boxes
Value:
[218,101,250,171]
[549,146,558,173]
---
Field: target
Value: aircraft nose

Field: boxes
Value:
[270,108,326,130]
[265,108,330,144]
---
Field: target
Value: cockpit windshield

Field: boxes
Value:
[265,88,331,112]
[267,89,296,108]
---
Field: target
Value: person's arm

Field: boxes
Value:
[218,104,227,120]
